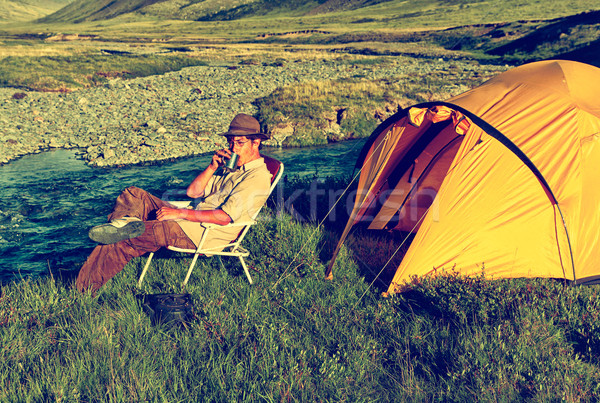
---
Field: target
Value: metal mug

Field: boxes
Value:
[223,152,239,172]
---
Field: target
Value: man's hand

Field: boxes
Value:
[188,147,232,199]
[209,148,232,170]
[156,207,184,221]
[156,206,231,225]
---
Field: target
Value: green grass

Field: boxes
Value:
[2,179,600,400]
[62,0,599,34]
[0,52,208,91]
[0,0,597,93]
[255,62,505,146]
[3,206,600,400]
[1,1,600,399]
[0,0,67,22]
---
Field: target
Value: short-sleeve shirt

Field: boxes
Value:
[177,157,272,250]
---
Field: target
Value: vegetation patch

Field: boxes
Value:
[2,193,600,400]
[255,63,501,146]
[0,53,208,91]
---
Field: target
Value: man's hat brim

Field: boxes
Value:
[220,113,270,140]
[220,130,270,140]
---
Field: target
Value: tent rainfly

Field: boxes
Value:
[326,60,600,295]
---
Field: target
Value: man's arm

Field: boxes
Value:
[186,164,217,199]
[186,148,231,198]
[156,207,231,225]
[157,147,234,225]
[157,167,270,226]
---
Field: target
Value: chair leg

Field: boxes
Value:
[182,253,202,287]
[238,255,253,285]
[138,252,154,288]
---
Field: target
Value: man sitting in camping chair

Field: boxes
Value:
[76,113,274,294]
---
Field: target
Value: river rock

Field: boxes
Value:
[0,60,508,167]
[269,124,295,147]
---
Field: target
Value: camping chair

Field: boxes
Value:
[137,155,284,288]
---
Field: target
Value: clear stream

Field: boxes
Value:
[0,140,366,283]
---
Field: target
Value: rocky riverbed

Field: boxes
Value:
[0,58,506,167]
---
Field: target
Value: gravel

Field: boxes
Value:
[0,58,505,167]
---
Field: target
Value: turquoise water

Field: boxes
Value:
[0,140,366,283]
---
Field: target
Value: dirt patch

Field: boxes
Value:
[256,30,331,39]
[45,34,99,42]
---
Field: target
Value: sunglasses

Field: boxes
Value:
[227,139,251,147]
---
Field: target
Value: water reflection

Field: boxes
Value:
[0,140,365,283]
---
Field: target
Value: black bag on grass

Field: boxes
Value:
[141,293,193,328]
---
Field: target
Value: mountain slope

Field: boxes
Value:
[136,0,261,21]
[487,10,600,59]
[0,0,73,22]
[196,0,392,21]
[38,0,394,23]
[38,0,167,23]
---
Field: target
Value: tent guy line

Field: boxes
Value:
[271,142,382,289]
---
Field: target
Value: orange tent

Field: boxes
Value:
[327,60,600,294]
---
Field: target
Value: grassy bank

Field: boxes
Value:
[1,0,598,93]
[0,52,209,92]
[2,178,600,401]
[255,60,504,146]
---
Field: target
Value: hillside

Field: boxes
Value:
[38,0,391,23]
[37,0,167,23]
[0,0,73,22]
[195,0,392,21]
[35,0,599,26]
[242,9,600,68]
[34,0,600,68]
[1,0,597,86]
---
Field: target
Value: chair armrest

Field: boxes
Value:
[169,201,192,209]
[203,220,256,229]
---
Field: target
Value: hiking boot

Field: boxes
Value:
[89,217,145,244]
